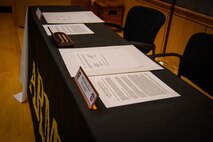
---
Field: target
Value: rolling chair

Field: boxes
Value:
[150,32,213,96]
[105,6,166,54]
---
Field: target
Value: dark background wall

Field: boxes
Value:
[162,0,213,16]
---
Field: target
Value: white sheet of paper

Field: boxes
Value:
[43,24,94,35]
[89,71,180,108]
[59,45,163,77]
[42,11,104,23]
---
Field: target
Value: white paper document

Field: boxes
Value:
[43,24,94,35]
[42,11,104,23]
[89,72,180,108]
[59,45,163,77]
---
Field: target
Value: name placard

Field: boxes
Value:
[74,67,98,110]
[36,7,42,20]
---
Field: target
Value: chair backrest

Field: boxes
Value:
[123,6,166,45]
[179,32,213,95]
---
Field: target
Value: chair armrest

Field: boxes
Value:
[129,41,155,54]
[149,52,183,77]
[149,53,182,59]
[104,22,124,32]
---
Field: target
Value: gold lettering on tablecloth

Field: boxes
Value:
[29,61,61,142]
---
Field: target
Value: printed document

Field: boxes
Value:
[59,45,180,108]
[59,45,163,77]
[42,11,104,23]
[89,72,180,108]
[43,24,94,35]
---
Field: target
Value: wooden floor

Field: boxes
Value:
[0,13,35,142]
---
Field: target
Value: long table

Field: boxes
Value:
[26,6,213,142]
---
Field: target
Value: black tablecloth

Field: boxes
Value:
[27,6,213,142]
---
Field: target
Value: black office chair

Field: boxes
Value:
[105,6,166,54]
[150,32,213,96]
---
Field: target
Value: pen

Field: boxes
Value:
[58,34,65,43]
[62,34,69,42]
